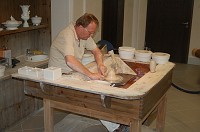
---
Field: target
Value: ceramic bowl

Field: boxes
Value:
[31,16,42,26]
[4,18,21,25]
[135,50,152,62]
[118,46,135,60]
[2,20,22,30]
[152,52,170,64]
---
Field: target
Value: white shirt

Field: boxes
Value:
[48,23,97,73]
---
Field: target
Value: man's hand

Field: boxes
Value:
[91,47,107,76]
[98,64,107,76]
[88,72,105,80]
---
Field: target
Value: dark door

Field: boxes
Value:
[145,0,194,63]
[101,0,125,52]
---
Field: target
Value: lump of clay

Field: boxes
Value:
[105,69,122,81]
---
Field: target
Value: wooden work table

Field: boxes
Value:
[12,59,175,132]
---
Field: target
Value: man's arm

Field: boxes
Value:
[65,55,104,80]
[91,47,107,76]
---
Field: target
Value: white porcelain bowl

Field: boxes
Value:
[2,22,22,30]
[152,52,170,64]
[31,16,42,26]
[135,50,152,62]
[118,46,135,60]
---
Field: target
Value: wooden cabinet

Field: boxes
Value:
[0,0,51,130]
[0,0,51,57]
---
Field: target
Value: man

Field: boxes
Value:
[49,13,128,132]
[48,13,107,80]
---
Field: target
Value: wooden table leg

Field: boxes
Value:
[44,99,54,132]
[156,95,167,132]
[130,119,141,132]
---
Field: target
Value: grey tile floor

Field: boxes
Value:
[5,64,200,132]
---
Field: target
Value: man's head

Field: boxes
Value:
[75,13,99,40]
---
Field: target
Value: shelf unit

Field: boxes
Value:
[0,0,51,56]
[0,0,51,130]
[0,24,48,36]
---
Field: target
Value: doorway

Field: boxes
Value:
[145,0,194,63]
[101,0,125,52]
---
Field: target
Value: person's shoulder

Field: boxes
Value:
[59,24,74,35]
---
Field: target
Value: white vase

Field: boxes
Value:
[20,5,30,27]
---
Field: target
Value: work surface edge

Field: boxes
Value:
[12,62,175,99]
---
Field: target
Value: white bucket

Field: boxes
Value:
[118,46,135,60]
[152,52,170,64]
[135,50,152,62]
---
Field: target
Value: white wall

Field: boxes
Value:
[51,0,199,65]
[123,0,134,47]
[123,0,147,50]
[51,0,70,41]
[72,0,102,42]
[188,0,200,65]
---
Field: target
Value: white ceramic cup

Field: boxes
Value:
[150,60,156,73]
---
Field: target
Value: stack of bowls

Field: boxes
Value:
[118,46,135,60]
[152,52,170,64]
[135,50,152,62]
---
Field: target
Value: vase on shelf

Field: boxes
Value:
[20,5,30,27]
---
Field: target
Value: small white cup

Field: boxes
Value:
[150,60,156,73]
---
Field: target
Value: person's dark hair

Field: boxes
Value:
[75,13,99,28]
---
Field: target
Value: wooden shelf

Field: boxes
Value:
[0,0,51,130]
[0,24,48,36]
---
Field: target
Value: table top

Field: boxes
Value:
[12,57,175,100]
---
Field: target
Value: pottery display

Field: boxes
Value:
[118,46,135,60]
[152,52,170,64]
[31,15,42,26]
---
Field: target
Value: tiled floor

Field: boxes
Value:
[5,64,200,132]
